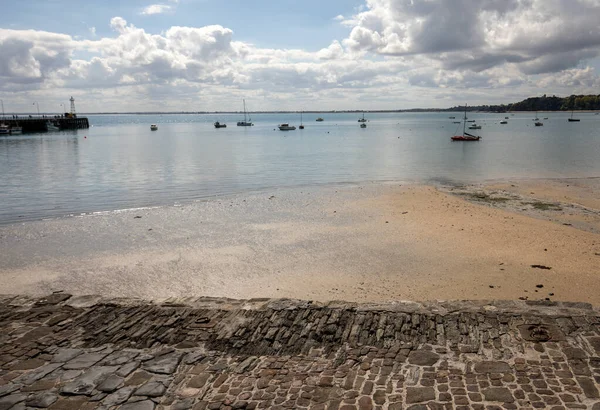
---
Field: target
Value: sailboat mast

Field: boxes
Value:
[243,99,247,122]
[463,105,467,136]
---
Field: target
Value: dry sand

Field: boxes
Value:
[1,179,599,304]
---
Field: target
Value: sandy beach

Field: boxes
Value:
[1,178,599,304]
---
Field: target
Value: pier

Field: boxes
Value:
[1,116,89,133]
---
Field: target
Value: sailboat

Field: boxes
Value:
[237,99,253,126]
[452,105,481,141]
[299,111,304,129]
[358,112,367,123]
[534,111,543,126]
[568,109,580,122]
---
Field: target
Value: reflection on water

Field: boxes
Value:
[1,112,600,224]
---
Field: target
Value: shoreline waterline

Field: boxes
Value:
[1,178,599,304]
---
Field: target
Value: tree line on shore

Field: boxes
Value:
[448,94,600,113]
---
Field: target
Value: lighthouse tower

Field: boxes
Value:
[70,96,76,117]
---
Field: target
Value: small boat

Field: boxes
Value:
[214,121,227,128]
[568,110,580,122]
[0,124,9,135]
[505,117,509,119]
[46,121,60,132]
[237,99,253,126]
[299,112,304,129]
[10,126,22,135]
[150,124,158,131]
[278,123,296,131]
[449,116,456,119]
[358,113,367,123]
[466,120,475,123]
[543,117,548,120]
[316,117,324,122]
[534,111,539,121]
[452,134,480,141]
[453,121,461,124]
[360,123,366,128]
[468,124,482,130]
[452,105,481,141]
[535,122,543,127]
[500,121,508,124]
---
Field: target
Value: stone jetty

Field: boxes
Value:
[1,294,600,409]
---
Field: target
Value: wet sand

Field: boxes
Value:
[1,179,599,304]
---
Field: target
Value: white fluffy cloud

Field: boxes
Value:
[141,4,172,15]
[1,0,600,112]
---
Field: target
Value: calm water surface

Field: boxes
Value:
[1,112,599,224]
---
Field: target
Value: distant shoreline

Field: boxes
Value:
[73,109,600,115]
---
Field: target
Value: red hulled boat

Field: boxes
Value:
[451,105,481,141]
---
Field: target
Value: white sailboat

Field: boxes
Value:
[237,99,253,126]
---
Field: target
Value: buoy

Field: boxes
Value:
[84,136,87,138]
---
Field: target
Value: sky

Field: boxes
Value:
[2,0,600,112]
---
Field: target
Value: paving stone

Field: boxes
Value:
[481,387,514,403]
[125,371,153,387]
[474,362,511,374]
[118,362,141,378]
[15,363,62,385]
[97,375,124,392]
[101,351,140,366]
[26,392,58,408]
[103,387,136,406]
[51,349,83,363]
[408,351,440,366]
[60,366,118,396]
[134,381,167,397]
[63,353,108,370]
[0,393,27,410]
[0,384,21,397]
[10,358,46,371]
[141,353,182,375]
[406,387,435,404]
[172,398,195,410]
[576,377,599,398]
[21,379,56,392]
[188,373,211,388]
[119,400,156,410]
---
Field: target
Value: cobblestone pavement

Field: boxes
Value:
[1,294,600,409]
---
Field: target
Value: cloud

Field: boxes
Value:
[141,4,172,15]
[338,0,600,75]
[3,4,600,112]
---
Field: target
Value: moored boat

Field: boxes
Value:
[316,117,324,122]
[278,123,296,131]
[150,124,158,131]
[468,124,482,129]
[452,105,481,141]
[237,99,253,126]
[10,126,22,135]
[500,120,508,124]
[0,123,9,135]
[360,123,366,128]
[535,122,543,126]
[214,121,227,128]
[568,110,580,122]
[46,121,60,132]
[358,112,367,123]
